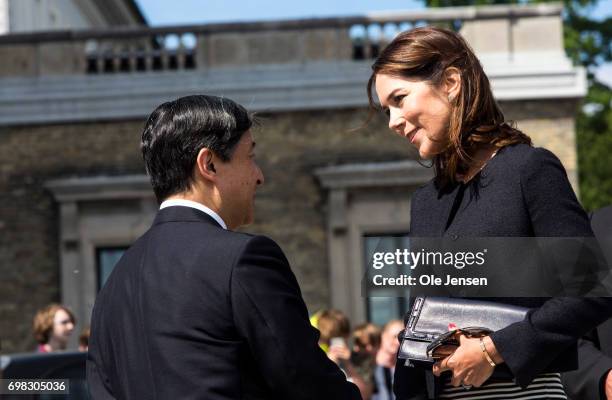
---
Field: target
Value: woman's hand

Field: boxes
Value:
[432,333,502,388]
[327,343,351,365]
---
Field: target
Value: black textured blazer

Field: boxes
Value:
[87,206,361,400]
[394,144,612,399]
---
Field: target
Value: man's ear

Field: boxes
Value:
[195,148,217,183]
[443,67,461,102]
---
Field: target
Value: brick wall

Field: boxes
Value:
[0,99,580,352]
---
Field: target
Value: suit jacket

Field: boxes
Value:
[562,206,612,400]
[87,206,361,400]
[562,321,612,400]
[394,144,612,399]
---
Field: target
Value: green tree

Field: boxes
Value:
[424,0,612,210]
[576,81,612,210]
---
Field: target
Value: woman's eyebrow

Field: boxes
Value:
[385,88,403,104]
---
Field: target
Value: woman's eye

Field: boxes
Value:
[394,94,405,104]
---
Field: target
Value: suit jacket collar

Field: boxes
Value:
[152,206,224,229]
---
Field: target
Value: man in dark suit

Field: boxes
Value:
[87,95,361,399]
[562,322,612,399]
[562,206,612,400]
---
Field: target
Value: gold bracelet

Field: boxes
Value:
[479,337,496,367]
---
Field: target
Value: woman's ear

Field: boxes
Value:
[443,67,461,102]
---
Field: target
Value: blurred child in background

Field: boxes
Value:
[33,303,76,353]
[317,309,370,398]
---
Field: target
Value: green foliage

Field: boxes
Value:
[423,0,612,210]
[576,81,612,210]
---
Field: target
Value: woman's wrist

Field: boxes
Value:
[482,336,504,365]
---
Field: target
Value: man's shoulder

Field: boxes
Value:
[148,218,286,265]
[238,234,286,258]
[151,212,251,246]
[190,226,282,255]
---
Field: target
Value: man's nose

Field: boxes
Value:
[256,167,264,186]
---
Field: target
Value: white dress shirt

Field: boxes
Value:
[159,199,227,230]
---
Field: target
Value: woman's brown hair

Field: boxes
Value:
[366,26,532,187]
[32,303,75,344]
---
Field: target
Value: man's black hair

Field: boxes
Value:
[141,95,252,202]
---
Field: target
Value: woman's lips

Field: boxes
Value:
[406,128,418,144]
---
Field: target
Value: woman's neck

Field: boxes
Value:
[46,337,67,352]
[458,145,498,184]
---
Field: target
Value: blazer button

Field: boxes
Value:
[451,234,458,241]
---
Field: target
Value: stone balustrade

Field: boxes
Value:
[0,2,565,77]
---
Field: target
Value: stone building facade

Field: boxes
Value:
[0,0,145,34]
[0,3,586,352]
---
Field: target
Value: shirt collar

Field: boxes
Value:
[159,199,227,230]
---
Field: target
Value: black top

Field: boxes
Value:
[394,144,612,398]
[87,206,361,400]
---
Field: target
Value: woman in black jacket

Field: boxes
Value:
[366,26,612,399]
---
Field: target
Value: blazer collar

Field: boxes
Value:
[152,206,224,229]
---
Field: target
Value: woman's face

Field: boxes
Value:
[375,73,452,159]
[51,309,75,344]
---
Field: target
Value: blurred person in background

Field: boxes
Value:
[352,323,382,400]
[32,303,76,353]
[318,309,352,365]
[373,320,404,400]
[318,309,370,398]
[79,326,90,352]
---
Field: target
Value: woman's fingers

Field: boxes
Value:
[432,354,453,376]
[434,335,496,388]
[451,368,466,387]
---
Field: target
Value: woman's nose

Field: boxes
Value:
[388,108,404,133]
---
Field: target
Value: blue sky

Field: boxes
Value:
[133,0,612,85]
[133,0,611,25]
[133,0,425,24]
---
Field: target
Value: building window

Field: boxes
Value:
[96,247,127,290]
[364,234,411,326]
